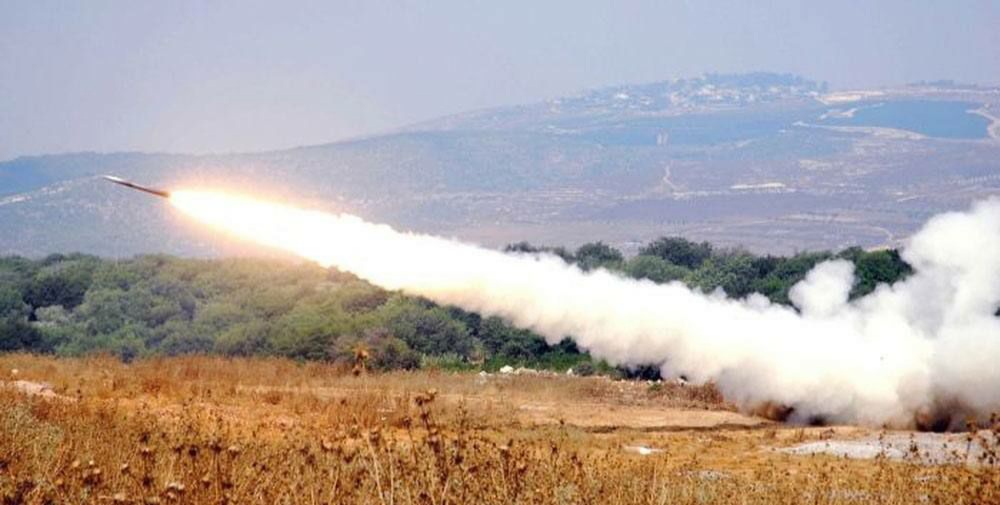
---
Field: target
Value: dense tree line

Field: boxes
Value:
[0,237,913,371]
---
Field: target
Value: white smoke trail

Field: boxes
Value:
[171,191,1000,427]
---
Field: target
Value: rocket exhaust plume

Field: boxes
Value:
[156,187,999,428]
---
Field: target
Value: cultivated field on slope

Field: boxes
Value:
[1,355,997,504]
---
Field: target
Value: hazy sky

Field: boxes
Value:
[2,0,998,161]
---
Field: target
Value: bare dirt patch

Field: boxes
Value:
[780,430,999,464]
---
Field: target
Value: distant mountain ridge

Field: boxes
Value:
[2,72,999,257]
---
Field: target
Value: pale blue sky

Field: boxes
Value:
[1,0,998,161]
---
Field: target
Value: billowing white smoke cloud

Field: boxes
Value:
[171,191,1000,426]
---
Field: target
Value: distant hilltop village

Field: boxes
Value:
[549,73,828,112]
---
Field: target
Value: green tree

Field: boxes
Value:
[34,305,78,352]
[625,255,690,283]
[377,297,477,358]
[0,285,28,320]
[157,327,214,356]
[365,329,422,371]
[688,252,758,298]
[214,320,275,356]
[639,237,713,269]
[477,316,548,358]
[838,247,913,298]
[24,256,99,309]
[270,304,352,361]
[0,317,42,352]
[74,288,131,336]
[575,242,624,271]
[334,282,390,313]
[749,251,833,305]
[56,323,147,362]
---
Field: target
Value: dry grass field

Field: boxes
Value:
[1,354,997,504]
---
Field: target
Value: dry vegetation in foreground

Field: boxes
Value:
[0,354,998,504]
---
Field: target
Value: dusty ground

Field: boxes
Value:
[2,355,998,504]
[2,355,997,469]
[226,373,765,432]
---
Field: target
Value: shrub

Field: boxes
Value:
[574,361,596,376]
[625,255,689,283]
[639,237,713,269]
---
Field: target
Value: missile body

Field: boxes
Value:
[102,175,170,198]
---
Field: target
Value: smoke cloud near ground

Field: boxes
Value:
[171,191,1000,427]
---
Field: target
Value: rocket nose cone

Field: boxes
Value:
[101,175,171,198]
